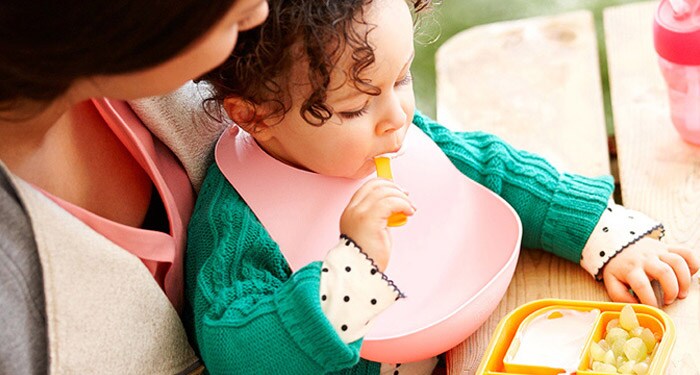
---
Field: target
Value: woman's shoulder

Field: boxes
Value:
[0,165,39,254]
[127,82,229,190]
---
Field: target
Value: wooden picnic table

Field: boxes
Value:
[435,1,700,374]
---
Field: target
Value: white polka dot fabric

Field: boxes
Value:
[379,357,439,375]
[580,201,664,280]
[319,236,403,343]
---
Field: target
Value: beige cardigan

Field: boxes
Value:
[4,165,200,374]
[2,83,225,374]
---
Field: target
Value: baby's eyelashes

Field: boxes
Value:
[339,107,369,119]
[395,73,412,87]
[338,101,370,119]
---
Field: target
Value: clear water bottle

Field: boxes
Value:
[654,0,700,144]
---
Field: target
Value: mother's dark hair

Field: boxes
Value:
[0,0,239,107]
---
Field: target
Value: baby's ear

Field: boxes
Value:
[223,97,274,141]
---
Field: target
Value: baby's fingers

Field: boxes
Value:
[627,269,659,307]
[379,195,416,219]
[645,260,679,305]
[669,247,700,276]
[370,184,415,215]
[348,181,411,215]
[603,272,638,304]
[349,178,405,205]
[660,252,692,299]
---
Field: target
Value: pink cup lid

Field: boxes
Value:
[654,0,700,65]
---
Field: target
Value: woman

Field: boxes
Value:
[0,0,268,373]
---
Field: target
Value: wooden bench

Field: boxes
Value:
[435,2,700,373]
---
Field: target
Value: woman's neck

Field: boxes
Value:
[0,98,72,169]
[0,99,154,228]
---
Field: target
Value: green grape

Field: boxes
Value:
[603,349,616,365]
[592,361,618,373]
[612,338,625,357]
[618,360,636,374]
[606,318,620,332]
[587,304,661,373]
[624,337,648,362]
[606,327,630,346]
[620,304,641,331]
[640,328,657,353]
[632,361,649,375]
[630,326,644,337]
[590,341,606,362]
[616,355,626,368]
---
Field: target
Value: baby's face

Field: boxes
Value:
[255,0,416,179]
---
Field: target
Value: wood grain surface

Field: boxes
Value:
[605,2,700,373]
[435,10,613,374]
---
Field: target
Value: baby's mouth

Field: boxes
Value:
[376,143,406,160]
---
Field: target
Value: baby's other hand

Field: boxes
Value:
[602,237,700,306]
[340,178,415,272]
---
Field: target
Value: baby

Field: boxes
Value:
[186,0,700,374]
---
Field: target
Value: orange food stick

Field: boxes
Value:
[374,156,407,227]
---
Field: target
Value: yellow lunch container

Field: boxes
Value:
[476,299,675,374]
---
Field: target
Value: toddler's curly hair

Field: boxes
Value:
[202,0,432,129]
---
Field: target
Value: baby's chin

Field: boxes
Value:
[355,162,380,179]
[313,160,377,179]
[333,165,376,180]
[356,169,376,180]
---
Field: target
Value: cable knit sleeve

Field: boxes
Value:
[412,112,615,263]
[185,165,380,375]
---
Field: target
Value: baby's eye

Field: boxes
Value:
[395,72,413,87]
[339,107,368,119]
[338,102,369,119]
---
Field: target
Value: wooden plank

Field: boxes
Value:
[435,11,611,374]
[604,2,700,373]
[436,10,610,177]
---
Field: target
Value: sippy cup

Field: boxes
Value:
[654,0,700,144]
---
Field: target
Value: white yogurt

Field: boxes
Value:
[505,308,600,372]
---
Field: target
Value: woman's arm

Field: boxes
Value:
[0,166,48,375]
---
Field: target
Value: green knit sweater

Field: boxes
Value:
[185,112,614,374]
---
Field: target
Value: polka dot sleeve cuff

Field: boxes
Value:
[580,201,665,281]
[319,235,404,344]
[380,357,439,375]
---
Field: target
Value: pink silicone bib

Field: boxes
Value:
[216,125,522,363]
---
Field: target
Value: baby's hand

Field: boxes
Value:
[340,178,415,272]
[602,237,700,306]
